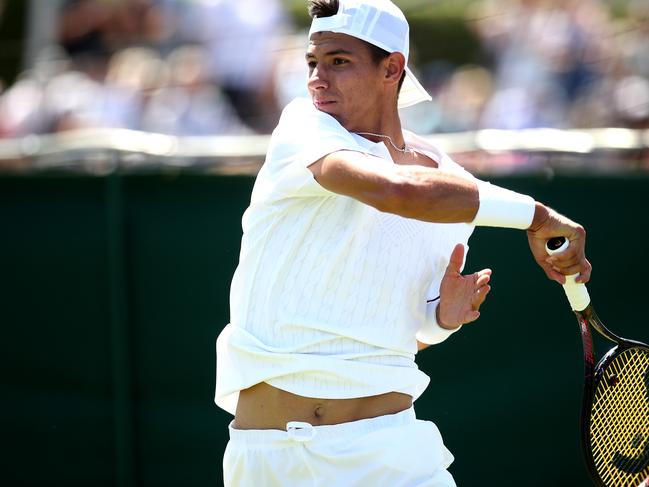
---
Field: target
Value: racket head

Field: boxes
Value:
[584,343,649,487]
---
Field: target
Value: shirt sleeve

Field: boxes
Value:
[261,98,366,198]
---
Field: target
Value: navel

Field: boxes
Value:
[314,404,325,419]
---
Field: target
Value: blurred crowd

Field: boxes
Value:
[0,0,648,139]
[402,0,649,133]
[0,0,292,138]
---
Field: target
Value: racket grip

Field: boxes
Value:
[546,237,591,312]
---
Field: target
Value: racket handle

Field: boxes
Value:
[546,237,591,312]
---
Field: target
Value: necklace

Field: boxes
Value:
[354,132,412,154]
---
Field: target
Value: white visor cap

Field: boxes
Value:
[309,0,432,109]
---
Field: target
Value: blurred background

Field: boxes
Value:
[1,0,648,140]
[2,1,649,487]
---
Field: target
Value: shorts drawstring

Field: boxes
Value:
[287,421,317,442]
[287,421,318,486]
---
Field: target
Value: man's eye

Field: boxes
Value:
[333,58,348,65]
[307,61,317,70]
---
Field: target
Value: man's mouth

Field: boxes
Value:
[313,100,335,110]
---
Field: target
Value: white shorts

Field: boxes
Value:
[223,407,456,487]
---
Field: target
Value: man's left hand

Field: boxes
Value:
[437,243,492,330]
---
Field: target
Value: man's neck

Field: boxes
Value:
[354,106,404,148]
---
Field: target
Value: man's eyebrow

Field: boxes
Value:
[305,49,355,60]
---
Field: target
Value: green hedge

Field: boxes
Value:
[4,171,649,486]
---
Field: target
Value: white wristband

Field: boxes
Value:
[416,300,462,345]
[472,180,536,229]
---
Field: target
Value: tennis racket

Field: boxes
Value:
[546,236,649,487]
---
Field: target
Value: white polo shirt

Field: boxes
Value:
[215,98,476,415]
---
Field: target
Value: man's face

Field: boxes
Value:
[306,32,386,131]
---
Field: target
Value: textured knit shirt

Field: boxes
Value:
[215,98,476,415]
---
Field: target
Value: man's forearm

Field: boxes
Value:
[389,165,539,231]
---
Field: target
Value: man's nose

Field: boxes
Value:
[308,67,328,91]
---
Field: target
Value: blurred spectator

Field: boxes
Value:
[56,0,186,107]
[0,76,43,137]
[614,0,649,127]
[58,0,178,59]
[435,64,494,133]
[140,45,250,135]
[179,0,291,133]
[0,45,145,136]
[102,46,163,129]
[624,0,649,79]
[57,0,113,81]
[0,46,70,136]
[468,0,616,130]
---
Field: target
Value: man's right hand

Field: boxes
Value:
[526,202,592,284]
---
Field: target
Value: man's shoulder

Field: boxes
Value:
[403,129,441,154]
[278,97,343,131]
[278,97,320,125]
[273,98,356,145]
[280,97,313,117]
[264,98,363,171]
[403,129,473,175]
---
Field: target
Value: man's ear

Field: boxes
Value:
[384,52,406,87]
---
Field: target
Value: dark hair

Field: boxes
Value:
[307,0,339,19]
[307,0,406,91]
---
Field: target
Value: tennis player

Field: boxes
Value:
[215,0,591,485]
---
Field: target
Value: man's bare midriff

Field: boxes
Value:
[234,382,412,430]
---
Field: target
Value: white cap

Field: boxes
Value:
[309,0,432,109]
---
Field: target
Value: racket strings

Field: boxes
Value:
[590,348,649,487]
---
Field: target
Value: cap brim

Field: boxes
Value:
[398,66,432,109]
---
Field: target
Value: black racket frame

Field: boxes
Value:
[574,304,649,487]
